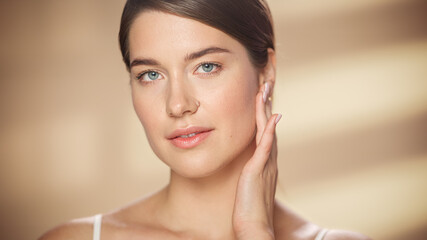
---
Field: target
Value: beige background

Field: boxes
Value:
[1,0,426,239]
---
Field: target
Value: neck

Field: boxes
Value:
[158,139,256,239]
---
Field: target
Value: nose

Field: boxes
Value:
[166,78,200,118]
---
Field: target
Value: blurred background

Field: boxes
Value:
[0,0,426,239]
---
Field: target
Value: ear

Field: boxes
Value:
[258,48,276,89]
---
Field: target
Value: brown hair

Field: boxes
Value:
[119,0,275,71]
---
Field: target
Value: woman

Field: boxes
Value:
[40,0,371,239]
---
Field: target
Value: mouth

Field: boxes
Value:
[175,132,201,138]
[167,127,213,149]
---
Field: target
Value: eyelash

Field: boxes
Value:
[136,69,158,82]
[135,62,222,83]
[195,62,222,76]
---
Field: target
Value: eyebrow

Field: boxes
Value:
[130,58,160,68]
[184,47,231,61]
[130,47,231,69]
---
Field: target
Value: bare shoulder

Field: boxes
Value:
[39,190,169,240]
[273,200,323,240]
[324,229,372,240]
[38,216,94,240]
[272,200,372,240]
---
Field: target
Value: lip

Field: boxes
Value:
[167,126,214,149]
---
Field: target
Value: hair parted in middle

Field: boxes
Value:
[119,0,275,71]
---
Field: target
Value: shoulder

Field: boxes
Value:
[38,216,94,240]
[324,229,372,240]
[272,200,372,240]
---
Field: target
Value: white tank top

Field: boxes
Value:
[315,228,329,240]
[92,214,329,240]
[93,214,102,240]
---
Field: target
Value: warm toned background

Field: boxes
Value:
[1,0,426,239]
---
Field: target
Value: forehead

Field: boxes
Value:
[128,10,245,61]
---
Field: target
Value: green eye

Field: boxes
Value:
[147,71,159,80]
[201,63,214,72]
[138,71,162,82]
[195,63,220,75]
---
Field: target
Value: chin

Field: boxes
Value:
[149,127,257,179]
[167,153,234,179]
[162,141,256,179]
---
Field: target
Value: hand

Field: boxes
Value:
[232,82,281,240]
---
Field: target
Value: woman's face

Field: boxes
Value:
[128,11,260,178]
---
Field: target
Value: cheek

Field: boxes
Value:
[212,71,258,134]
[132,92,150,125]
[232,70,257,113]
[131,90,163,142]
[224,88,255,118]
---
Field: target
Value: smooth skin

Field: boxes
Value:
[40,11,371,240]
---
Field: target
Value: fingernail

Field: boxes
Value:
[275,113,282,124]
[263,83,269,103]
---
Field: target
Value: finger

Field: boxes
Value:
[256,83,269,145]
[251,113,282,172]
[264,83,273,120]
[266,94,273,119]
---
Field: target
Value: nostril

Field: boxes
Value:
[166,97,200,118]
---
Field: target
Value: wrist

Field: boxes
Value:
[236,231,275,240]
[234,224,275,240]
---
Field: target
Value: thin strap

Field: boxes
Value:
[93,214,102,240]
[314,229,329,240]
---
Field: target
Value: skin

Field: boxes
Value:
[39,10,371,240]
